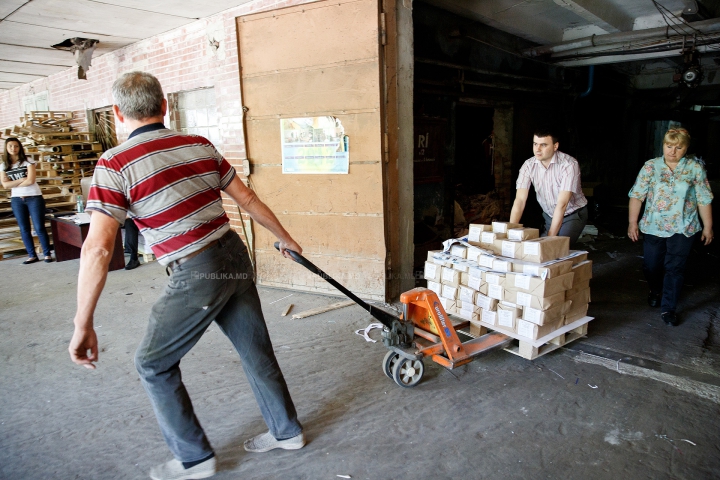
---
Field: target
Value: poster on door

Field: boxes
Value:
[280,116,349,174]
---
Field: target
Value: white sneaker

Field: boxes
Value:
[243,431,306,453]
[149,457,216,480]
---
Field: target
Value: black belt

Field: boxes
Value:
[565,205,587,217]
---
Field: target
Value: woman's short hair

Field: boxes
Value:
[664,127,691,148]
[112,71,164,120]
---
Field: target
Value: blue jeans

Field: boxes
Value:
[541,205,589,244]
[11,195,51,257]
[134,230,302,462]
[642,233,697,313]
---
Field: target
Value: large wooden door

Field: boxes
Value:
[236,0,388,300]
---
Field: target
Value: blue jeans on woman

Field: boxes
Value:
[643,233,697,313]
[134,229,302,463]
[11,195,51,257]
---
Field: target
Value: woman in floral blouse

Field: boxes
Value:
[628,127,713,326]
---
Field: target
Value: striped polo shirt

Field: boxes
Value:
[86,124,236,265]
[516,151,587,217]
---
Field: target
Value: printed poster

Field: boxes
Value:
[281,116,349,174]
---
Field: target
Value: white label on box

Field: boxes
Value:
[427,281,442,295]
[492,222,508,233]
[517,320,535,338]
[460,286,474,303]
[514,275,531,290]
[441,268,456,283]
[425,263,437,279]
[458,309,472,320]
[516,291,532,307]
[478,255,494,268]
[481,232,495,243]
[467,247,482,262]
[450,245,467,258]
[468,276,483,291]
[523,264,540,276]
[498,309,514,328]
[502,241,517,258]
[486,273,501,285]
[439,297,454,310]
[523,241,539,255]
[488,284,503,300]
[493,260,510,272]
[482,309,496,325]
[524,306,541,323]
[468,227,482,242]
[476,294,492,310]
[508,229,523,241]
[468,266,483,280]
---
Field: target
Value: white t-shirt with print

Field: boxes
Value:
[0,159,42,197]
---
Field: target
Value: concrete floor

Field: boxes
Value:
[1,229,719,480]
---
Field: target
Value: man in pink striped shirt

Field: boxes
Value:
[510,129,588,244]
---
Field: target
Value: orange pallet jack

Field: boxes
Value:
[276,244,512,388]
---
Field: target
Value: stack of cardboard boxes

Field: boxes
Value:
[424,221,592,343]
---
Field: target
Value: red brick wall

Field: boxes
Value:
[0,0,315,240]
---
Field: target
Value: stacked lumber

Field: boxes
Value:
[0,111,104,259]
[423,221,593,360]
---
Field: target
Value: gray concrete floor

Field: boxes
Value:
[1,231,719,480]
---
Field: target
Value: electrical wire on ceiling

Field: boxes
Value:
[651,0,720,51]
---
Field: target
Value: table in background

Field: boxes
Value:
[49,216,125,271]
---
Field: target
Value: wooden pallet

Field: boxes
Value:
[0,238,44,260]
[29,132,95,144]
[465,316,593,360]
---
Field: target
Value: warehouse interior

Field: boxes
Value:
[1,0,720,479]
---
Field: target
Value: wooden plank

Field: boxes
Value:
[291,300,355,319]
[281,304,294,317]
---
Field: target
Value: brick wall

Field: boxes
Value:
[0,0,314,241]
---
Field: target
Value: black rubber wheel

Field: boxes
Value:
[391,357,424,388]
[382,351,400,379]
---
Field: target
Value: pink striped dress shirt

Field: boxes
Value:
[516,151,587,216]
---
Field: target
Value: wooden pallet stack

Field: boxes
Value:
[424,222,593,360]
[0,111,103,259]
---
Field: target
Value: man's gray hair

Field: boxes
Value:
[112,71,164,120]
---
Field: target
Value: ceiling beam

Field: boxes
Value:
[553,0,635,33]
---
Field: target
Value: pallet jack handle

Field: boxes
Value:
[274,242,398,329]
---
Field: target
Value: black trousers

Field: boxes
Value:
[124,219,139,261]
[642,233,697,313]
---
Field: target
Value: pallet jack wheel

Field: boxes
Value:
[391,357,424,388]
[382,351,400,379]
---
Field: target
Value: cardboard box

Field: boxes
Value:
[510,259,573,279]
[505,272,574,298]
[451,259,470,272]
[517,318,564,340]
[459,286,477,304]
[475,293,498,311]
[456,308,479,321]
[478,255,495,269]
[481,231,506,244]
[460,272,470,286]
[487,283,504,300]
[566,280,590,298]
[521,236,570,263]
[492,258,513,273]
[484,272,506,287]
[569,250,588,265]
[565,288,591,324]
[495,239,523,259]
[441,267,460,287]
[439,296,456,312]
[497,302,522,332]
[450,245,468,259]
[427,250,452,266]
[492,221,522,234]
[565,306,589,324]
[441,284,459,300]
[466,246,484,263]
[481,309,497,326]
[504,289,566,310]
[427,280,442,296]
[467,275,488,294]
[571,260,593,285]
[523,300,571,326]
[468,224,493,243]
[507,227,540,241]
[424,262,442,282]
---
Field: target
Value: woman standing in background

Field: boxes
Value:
[0,137,53,264]
[628,127,713,326]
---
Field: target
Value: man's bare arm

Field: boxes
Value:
[509,188,529,224]
[68,212,120,369]
[223,176,302,257]
[548,190,573,237]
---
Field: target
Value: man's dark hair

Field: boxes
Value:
[533,128,559,144]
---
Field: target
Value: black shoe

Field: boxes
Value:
[125,258,140,270]
[661,312,679,326]
[648,292,661,308]
[44,256,54,263]
[23,257,39,265]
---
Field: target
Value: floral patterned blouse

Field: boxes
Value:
[629,156,713,237]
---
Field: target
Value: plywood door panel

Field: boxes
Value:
[237,0,386,298]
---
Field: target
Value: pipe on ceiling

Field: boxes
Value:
[523,18,720,57]
[579,65,594,98]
